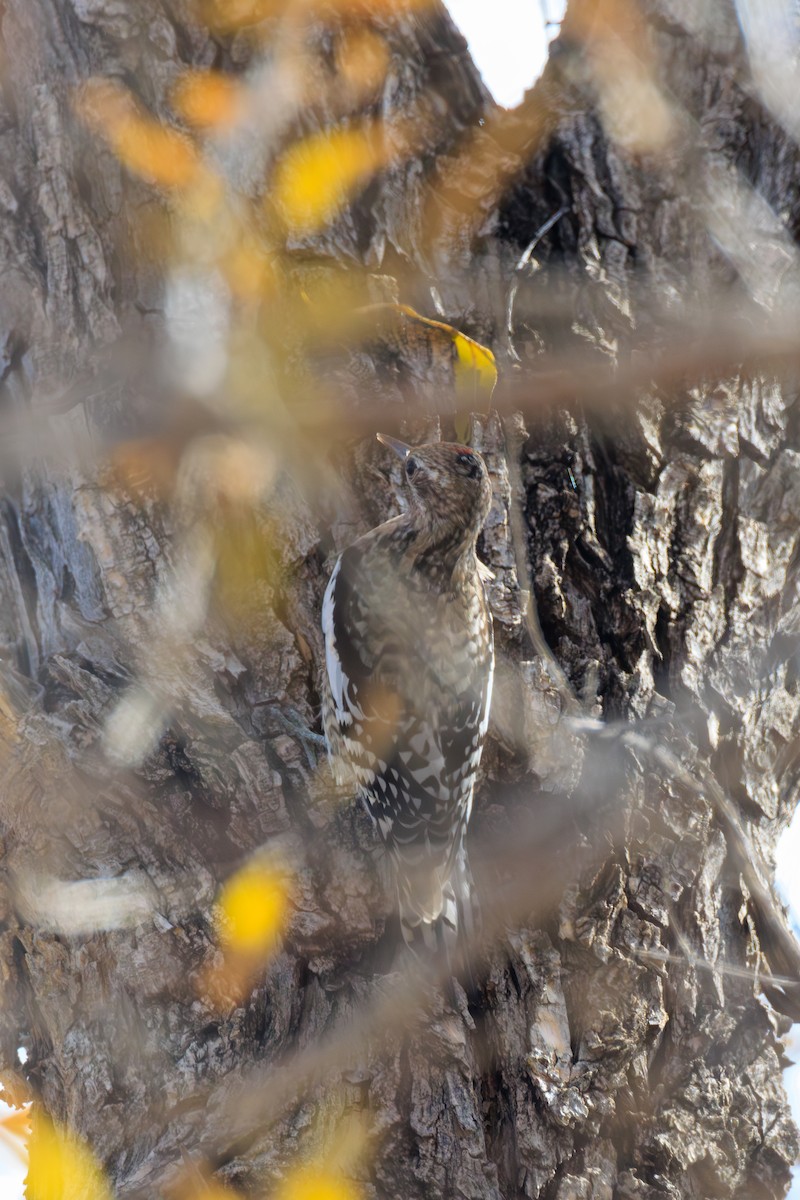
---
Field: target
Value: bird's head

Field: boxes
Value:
[377,434,492,545]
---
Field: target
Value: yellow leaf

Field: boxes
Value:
[366,303,497,409]
[272,124,387,234]
[78,80,201,190]
[452,330,497,406]
[25,1111,110,1200]
[172,71,244,130]
[203,859,290,1006]
[275,1166,360,1200]
[217,862,289,956]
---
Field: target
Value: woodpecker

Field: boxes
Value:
[322,433,494,969]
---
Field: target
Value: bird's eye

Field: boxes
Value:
[456,452,481,477]
[406,457,419,479]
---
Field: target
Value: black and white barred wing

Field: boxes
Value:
[322,544,493,836]
[322,545,403,796]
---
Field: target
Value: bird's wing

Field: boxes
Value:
[323,544,493,855]
[322,544,405,791]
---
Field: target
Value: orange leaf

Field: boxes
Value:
[322,0,430,11]
[78,80,200,190]
[199,0,430,31]
[172,71,244,130]
[224,238,275,300]
[0,1105,31,1140]
[197,0,288,34]
[336,29,390,99]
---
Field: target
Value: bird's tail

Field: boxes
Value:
[396,842,481,994]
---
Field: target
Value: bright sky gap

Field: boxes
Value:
[446,0,565,108]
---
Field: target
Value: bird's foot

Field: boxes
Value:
[256,699,326,769]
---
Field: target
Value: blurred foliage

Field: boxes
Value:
[274,1113,368,1200]
[4,0,799,1195]
[275,1166,361,1200]
[200,859,292,1008]
[172,71,246,131]
[25,1110,110,1200]
[217,860,290,956]
[272,124,396,234]
[78,80,202,190]
[72,0,503,698]
[0,1103,30,1165]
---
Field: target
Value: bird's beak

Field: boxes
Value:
[376,433,411,461]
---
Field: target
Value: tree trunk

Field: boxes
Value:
[1,1,799,1198]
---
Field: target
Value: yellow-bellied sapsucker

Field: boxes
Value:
[322,434,494,965]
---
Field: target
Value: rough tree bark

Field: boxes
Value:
[1,1,799,1198]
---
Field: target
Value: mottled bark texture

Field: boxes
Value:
[1,1,799,1198]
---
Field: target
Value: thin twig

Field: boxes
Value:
[505,204,570,363]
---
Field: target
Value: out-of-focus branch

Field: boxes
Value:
[3,312,800,479]
[124,780,615,1196]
